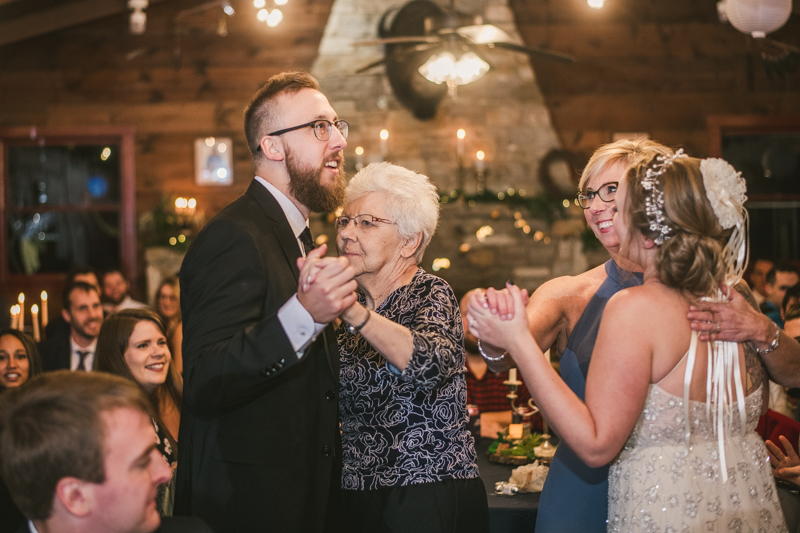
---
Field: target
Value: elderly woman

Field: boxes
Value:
[333,162,488,533]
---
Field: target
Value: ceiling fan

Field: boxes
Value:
[354,0,576,120]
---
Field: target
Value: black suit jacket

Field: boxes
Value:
[12,516,214,533]
[37,327,71,372]
[174,181,340,533]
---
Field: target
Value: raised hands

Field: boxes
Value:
[766,435,800,485]
[466,283,530,353]
[296,244,358,324]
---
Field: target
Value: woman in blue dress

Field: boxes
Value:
[476,138,671,533]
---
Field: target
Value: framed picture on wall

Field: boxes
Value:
[195,136,233,186]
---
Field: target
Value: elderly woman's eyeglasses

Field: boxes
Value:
[268,119,349,141]
[576,182,618,209]
[334,214,393,232]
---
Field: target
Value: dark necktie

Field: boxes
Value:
[299,227,315,257]
[76,350,90,371]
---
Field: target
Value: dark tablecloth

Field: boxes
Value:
[475,437,539,533]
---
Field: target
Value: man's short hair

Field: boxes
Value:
[243,71,319,159]
[62,281,100,312]
[785,304,800,324]
[102,269,127,283]
[766,262,800,285]
[783,283,800,314]
[66,266,98,285]
[0,371,153,520]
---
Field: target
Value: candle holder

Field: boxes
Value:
[504,376,557,463]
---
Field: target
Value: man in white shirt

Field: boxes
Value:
[174,71,356,533]
[102,269,148,315]
[39,281,103,372]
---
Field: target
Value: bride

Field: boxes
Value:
[468,152,787,532]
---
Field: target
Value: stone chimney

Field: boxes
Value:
[308,0,604,296]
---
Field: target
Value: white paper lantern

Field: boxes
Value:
[724,0,792,38]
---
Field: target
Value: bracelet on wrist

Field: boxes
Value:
[755,322,781,355]
[346,307,371,334]
[478,339,508,362]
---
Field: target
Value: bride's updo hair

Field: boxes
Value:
[623,155,732,297]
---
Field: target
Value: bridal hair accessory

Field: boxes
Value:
[642,149,687,245]
[681,157,750,484]
[700,157,749,289]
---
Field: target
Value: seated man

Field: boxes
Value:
[0,371,211,533]
[102,269,148,315]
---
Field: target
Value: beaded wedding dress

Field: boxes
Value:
[607,334,787,533]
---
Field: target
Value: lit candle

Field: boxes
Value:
[456,129,466,161]
[10,305,19,329]
[355,146,364,170]
[379,130,389,160]
[40,291,48,328]
[508,423,523,440]
[476,150,485,172]
[509,367,517,383]
[31,304,40,342]
[17,293,25,331]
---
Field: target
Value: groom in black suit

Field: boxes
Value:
[174,71,357,532]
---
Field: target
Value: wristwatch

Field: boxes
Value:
[346,308,371,334]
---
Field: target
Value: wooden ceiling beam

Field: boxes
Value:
[0,0,168,47]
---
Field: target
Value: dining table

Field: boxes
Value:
[475,437,540,533]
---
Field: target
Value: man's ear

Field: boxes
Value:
[260,136,285,162]
[54,477,94,518]
[61,307,71,323]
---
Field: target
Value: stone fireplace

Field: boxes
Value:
[307,0,607,296]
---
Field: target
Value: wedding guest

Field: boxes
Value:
[102,269,148,315]
[0,329,43,391]
[325,162,488,532]
[39,281,103,372]
[469,153,786,531]
[94,309,182,515]
[44,266,101,340]
[761,263,800,328]
[156,277,183,374]
[0,371,211,533]
[749,257,774,306]
[0,329,43,533]
[475,138,671,533]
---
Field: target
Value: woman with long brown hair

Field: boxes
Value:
[94,308,182,515]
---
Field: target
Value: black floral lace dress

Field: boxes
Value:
[338,268,479,491]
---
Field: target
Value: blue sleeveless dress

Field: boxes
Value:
[535,260,642,533]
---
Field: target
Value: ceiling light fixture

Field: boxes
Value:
[128,0,148,34]
[717,0,792,38]
[418,50,489,96]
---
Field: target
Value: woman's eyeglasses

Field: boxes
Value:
[334,214,393,232]
[576,182,618,209]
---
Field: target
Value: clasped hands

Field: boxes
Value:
[466,283,530,353]
[296,244,358,324]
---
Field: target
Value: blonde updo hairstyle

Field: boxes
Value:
[623,155,732,297]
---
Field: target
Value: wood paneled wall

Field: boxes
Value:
[509,0,800,157]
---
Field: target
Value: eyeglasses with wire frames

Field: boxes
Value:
[576,181,618,209]
[334,214,393,232]
[257,119,349,151]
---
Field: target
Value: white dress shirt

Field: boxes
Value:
[254,177,326,357]
[70,337,98,371]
